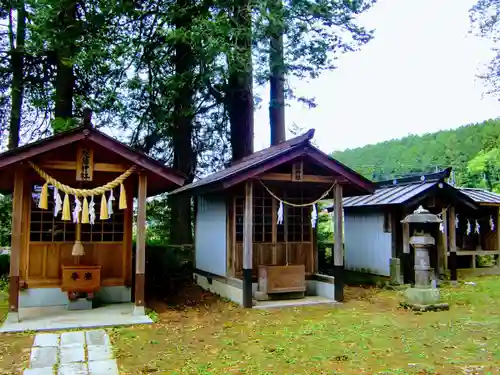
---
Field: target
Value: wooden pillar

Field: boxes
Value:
[441,207,448,272]
[134,172,147,315]
[242,181,253,308]
[8,167,24,321]
[402,212,411,284]
[448,205,457,282]
[333,184,344,302]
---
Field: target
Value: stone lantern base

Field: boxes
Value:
[401,288,449,312]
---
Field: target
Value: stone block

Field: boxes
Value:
[88,359,119,375]
[30,347,58,369]
[67,298,92,311]
[253,291,269,301]
[60,345,85,364]
[61,331,85,347]
[389,258,402,285]
[33,333,59,347]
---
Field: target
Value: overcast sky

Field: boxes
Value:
[254,0,499,153]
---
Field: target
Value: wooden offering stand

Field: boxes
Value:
[61,222,101,302]
[61,264,101,300]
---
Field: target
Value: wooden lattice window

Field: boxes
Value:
[235,185,311,243]
[285,190,311,242]
[235,188,273,243]
[30,185,124,243]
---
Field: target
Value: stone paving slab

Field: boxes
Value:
[88,359,119,375]
[59,362,89,375]
[85,330,109,346]
[88,345,113,361]
[60,345,85,364]
[30,346,58,368]
[24,330,119,375]
[60,331,86,347]
[33,333,59,347]
[23,367,54,375]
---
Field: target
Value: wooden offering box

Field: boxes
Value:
[61,265,101,293]
[258,264,306,294]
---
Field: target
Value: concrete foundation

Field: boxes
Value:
[194,271,337,306]
[19,286,132,308]
[194,273,244,305]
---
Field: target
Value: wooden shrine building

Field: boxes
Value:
[170,129,374,307]
[0,120,184,322]
[332,168,500,284]
[453,187,500,277]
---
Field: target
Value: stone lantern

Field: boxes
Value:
[400,206,449,311]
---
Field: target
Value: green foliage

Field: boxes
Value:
[0,276,7,293]
[0,255,9,277]
[333,118,500,188]
[0,195,11,247]
[317,203,333,243]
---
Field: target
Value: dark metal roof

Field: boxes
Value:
[343,181,439,207]
[170,129,375,196]
[376,167,452,188]
[329,168,475,210]
[458,188,500,205]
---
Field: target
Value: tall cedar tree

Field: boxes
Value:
[268,0,286,145]
[8,1,26,149]
[227,0,254,160]
[169,0,198,245]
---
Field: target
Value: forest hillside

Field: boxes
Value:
[332,118,500,192]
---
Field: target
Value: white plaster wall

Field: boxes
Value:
[195,196,227,277]
[344,211,392,276]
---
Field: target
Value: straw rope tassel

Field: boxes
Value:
[119,183,127,210]
[62,193,71,221]
[38,183,48,210]
[82,197,90,224]
[28,161,136,198]
[100,193,109,220]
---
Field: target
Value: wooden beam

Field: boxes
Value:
[448,205,457,282]
[242,181,253,308]
[40,161,127,172]
[259,172,347,184]
[9,167,24,319]
[134,172,147,315]
[333,184,344,302]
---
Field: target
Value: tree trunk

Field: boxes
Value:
[268,0,286,146]
[54,0,77,128]
[169,0,197,245]
[227,0,254,161]
[8,3,26,150]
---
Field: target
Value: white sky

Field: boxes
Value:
[254,0,499,153]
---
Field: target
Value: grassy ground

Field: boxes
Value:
[111,278,500,375]
[0,292,33,375]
